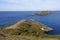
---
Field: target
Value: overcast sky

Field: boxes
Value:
[0,0,60,11]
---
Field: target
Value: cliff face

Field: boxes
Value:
[4,20,53,35]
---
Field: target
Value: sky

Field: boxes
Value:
[0,0,60,11]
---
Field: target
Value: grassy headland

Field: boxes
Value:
[0,20,60,40]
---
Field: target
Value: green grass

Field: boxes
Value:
[0,25,60,38]
[0,20,60,38]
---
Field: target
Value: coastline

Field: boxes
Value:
[0,20,60,40]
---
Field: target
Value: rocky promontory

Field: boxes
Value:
[0,20,60,40]
[4,19,53,35]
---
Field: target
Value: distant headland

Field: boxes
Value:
[32,11,51,16]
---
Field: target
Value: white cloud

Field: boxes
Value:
[0,0,60,11]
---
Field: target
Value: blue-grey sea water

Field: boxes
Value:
[0,11,60,34]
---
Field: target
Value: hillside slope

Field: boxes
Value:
[0,20,59,40]
[4,20,53,35]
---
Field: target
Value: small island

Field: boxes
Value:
[32,11,51,16]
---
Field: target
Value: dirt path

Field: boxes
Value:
[5,20,26,29]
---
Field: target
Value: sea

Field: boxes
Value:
[0,11,60,35]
